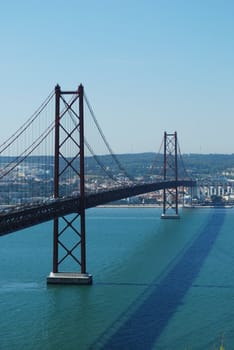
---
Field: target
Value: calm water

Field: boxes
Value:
[1,207,234,349]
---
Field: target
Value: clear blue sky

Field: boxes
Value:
[0,0,233,154]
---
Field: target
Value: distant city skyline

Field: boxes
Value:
[0,0,233,155]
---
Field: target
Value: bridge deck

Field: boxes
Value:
[0,180,195,235]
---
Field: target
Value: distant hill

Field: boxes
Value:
[1,153,234,178]
[86,152,234,178]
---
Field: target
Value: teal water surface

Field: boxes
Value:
[1,207,234,349]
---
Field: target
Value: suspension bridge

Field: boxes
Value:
[0,84,195,284]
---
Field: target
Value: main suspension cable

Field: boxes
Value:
[0,122,55,179]
[84,92,134,182]
[177,140,190,179]
[146,136,164,179]
[65,98,123,185]
[0,90,55,154]
[84,138,123,184]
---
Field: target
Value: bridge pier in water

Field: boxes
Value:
[47,84,92,285]
[161,131,180,220]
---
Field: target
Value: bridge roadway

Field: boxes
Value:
[0,180,195,236]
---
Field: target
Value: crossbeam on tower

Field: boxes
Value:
[47,84,92,285]
[161,131,180,219]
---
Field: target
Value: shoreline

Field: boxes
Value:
[97,204,233,209]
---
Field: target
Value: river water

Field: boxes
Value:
[1,207,234,349]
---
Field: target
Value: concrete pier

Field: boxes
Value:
[47,272,93,285]
[161,214,180,219]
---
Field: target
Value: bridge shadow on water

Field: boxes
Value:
[90,210,226,350]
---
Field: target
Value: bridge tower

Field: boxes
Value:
[47,84,92,285]
[161,131,180,219]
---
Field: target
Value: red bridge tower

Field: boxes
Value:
[161,131,180,219]
[47,84,92,285]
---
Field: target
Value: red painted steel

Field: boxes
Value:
[162,132,179,217]
[52,84,87,274]
[78,84,86,274]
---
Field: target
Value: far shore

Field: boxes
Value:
[97,204,233,209]
[97,204,162,208]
